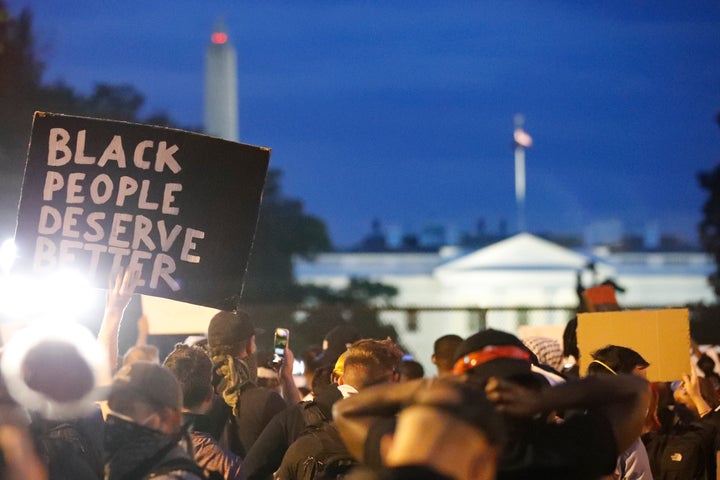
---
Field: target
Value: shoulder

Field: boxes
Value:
[500,413,617,477]
[617,438,652,480]
[149,471,204,480]
[191,430,241,464]
[243,385,283,404]
[288,428,326,455]
[148,447,206,480]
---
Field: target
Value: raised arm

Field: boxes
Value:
[486,373,650,454]
[278,347,302,405]
[97,268,140,374]
[135,315,149,347]
[332,378,432,462]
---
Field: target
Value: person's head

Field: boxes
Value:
[340,338,403,390]
[316,324,362,368]
[432,334,463,377]
[207,310,262,414]
[301,345,323,385]
[107,361,183,434]
[562,317,579,359]
[672,376,720,417]
[122,344,160,366]
[163,344,213,413]
[331,351,348,385]
[697,353,716,376]
[207,310,257,361]
[587,345,649,378]
[452,329,545,391]
[385,378,505,480]
[1,324,106,420]
[311,365,334,393]
[22,340,95,404]
[522,336,563,372]
[399,359,425,382]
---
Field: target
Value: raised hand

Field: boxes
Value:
[485,377,540,417]
[106,267,141,313]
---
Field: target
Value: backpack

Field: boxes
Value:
[295,421,358,480]
[299,401,331,429]
[33,420,104,480]
[146,456,211,479]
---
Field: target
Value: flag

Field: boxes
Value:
[514,128,533,148]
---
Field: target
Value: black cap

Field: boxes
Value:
[453,329,535,381]
[315,324,362,367]
[109,361,182,412]
[207,310,261,355]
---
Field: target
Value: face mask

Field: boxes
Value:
[104,412,169,455]
[104,412,190,480]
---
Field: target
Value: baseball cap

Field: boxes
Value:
[452,329,534,380]
[207,310,263,355]
[108,361,182,412]
[315,324,361,367]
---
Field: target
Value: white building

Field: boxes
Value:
[294,233,715,373]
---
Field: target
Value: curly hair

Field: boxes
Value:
[163,344,213,409]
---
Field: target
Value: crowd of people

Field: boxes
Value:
[1,269,720,480]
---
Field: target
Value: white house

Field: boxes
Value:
[294,233,715,373]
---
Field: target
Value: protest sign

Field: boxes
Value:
[577,308,690,382]
[140,295,217,335]
[13,112,270,310]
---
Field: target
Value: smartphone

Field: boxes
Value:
[272,328,290,368]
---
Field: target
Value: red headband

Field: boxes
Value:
[452,345,531,375]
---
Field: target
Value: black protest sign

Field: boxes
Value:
[13,112,270,310]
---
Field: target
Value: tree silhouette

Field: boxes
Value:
[240,169,331,304]
[0,2,401,354]
[239,172,402,354]
[0,1,184,239]
[699,113,720,297]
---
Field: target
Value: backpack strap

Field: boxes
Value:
[146,457,208,479]
[301,402,329,428]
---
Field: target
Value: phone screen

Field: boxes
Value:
[274,328,289,358]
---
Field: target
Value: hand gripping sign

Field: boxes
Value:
[13,113,270,310]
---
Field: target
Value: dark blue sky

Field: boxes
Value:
[15,1,720,247]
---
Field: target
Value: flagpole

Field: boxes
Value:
[513,114,532,233]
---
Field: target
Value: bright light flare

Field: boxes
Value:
[0,268,97,323]
[1,322,109,419]
[0,238,17,274]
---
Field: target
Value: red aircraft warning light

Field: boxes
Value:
[211,32,228,44]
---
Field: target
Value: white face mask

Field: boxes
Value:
[107,408,160,428]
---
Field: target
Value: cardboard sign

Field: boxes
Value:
[13,113,270,310]
[140,294,217,335]
[577,309,690,382]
